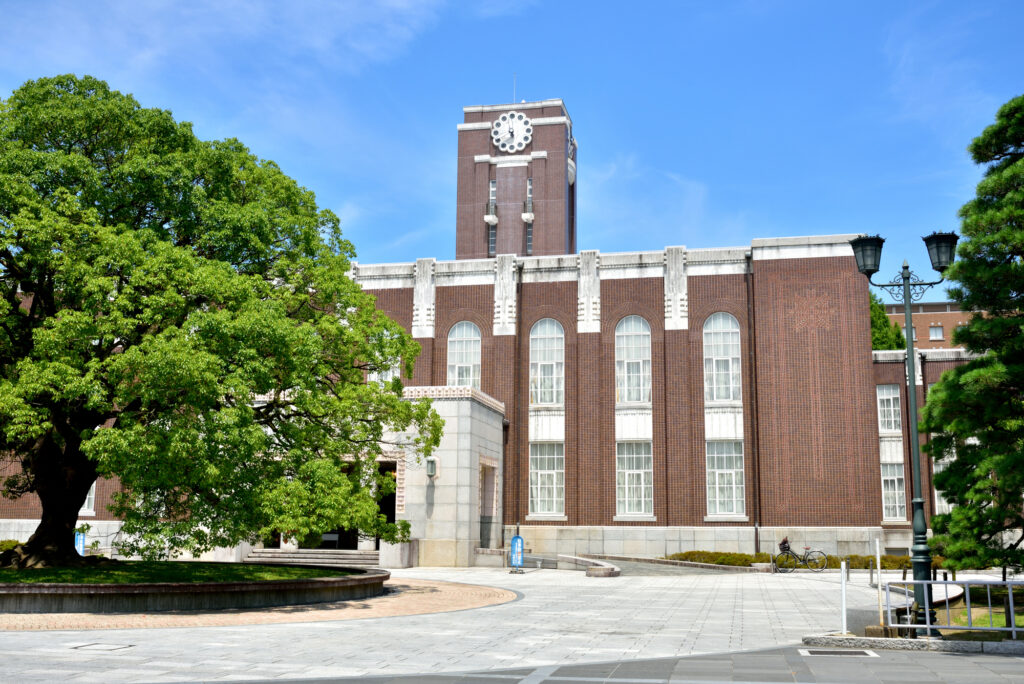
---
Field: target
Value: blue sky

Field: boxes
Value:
[1,1,1020,302]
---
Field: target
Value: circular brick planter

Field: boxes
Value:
[0,565,389,613]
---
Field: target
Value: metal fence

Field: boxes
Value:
[885,579,1022,639]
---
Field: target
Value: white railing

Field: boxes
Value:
[885,579,1022,639]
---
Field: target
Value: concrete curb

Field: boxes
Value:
[557,555,620,577]
[0,565,389,613]
[802,633,1024,655]
[582,553,771,573]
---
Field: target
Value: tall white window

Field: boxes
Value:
[447,321,481,389]
[876,384,901,432]
[526,178,533,200]
[488,179,497,202]
[706,441,745,515]
[615,316,651,403]
[80,481,96,515]
[616,441,653,515]
[703,313,741,402]
[529,318,564,405]
[929,325,944,340]
[881,463,907,520]
[903,326,917,341]
[529,442,564,515]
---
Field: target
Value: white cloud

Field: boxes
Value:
[883,5,1000,147]
[0,0,444,91]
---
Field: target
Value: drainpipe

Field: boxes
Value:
[513,261,525,527]
[745,252,762,554]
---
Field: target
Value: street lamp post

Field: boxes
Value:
[850,231,958,637]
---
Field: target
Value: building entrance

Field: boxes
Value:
[317,460,397,551]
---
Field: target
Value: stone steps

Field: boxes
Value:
[244,548,380,568]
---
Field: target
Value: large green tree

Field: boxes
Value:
[0,75,442,568]
[870,292,905,350]
[920,94,1024,570]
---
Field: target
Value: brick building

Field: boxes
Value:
[885,302,970,350]
[0,98,965,564]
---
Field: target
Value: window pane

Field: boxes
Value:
[448,322,481,389]
[615,316,651,404]
[703,314,740,402]
[706,441,744,515]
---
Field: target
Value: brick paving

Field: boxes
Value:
[0,578,516,631]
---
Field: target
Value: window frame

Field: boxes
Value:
[615,315,652,404]
[529,318,565,405]
[876,384,901,432]
[705,441,745,516]
[881,462,907,520]
[446,321,482,390]
[616,441,653,516]
[703,312,742,403]
[528,442,565,516]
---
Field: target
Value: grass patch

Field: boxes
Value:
[0,561,352,585]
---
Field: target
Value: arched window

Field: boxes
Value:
[703,313,741,402]
[447,321,481,389]
[615,315,651,403]
[529,318,564,405]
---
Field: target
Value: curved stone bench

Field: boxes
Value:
[0,566,389,613]
[557,555,620,577]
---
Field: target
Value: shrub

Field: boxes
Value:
[0,539,20,553]
[665,549,939,570]
[665,550,769,567]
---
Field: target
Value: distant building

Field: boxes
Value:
[885,302,971,350]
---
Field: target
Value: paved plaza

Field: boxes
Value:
[0,565,1020,682]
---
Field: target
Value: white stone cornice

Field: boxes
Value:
[457,122,493,131]
[751,234,858,261]
[474,151,548,165]
[464,99,569,120]
[529,116,570,126]
[598,251,665,280]
[687,247,748,276]
[403,385,506,416]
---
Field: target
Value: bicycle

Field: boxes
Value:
[773,537,827,573]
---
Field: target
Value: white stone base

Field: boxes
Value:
[502,525,900,557]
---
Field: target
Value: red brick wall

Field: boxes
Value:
[752,256,881,527]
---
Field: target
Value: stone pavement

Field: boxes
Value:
[0,566,1011,682]
[308,647,1024,683]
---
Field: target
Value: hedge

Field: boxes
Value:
[665,549,949,570]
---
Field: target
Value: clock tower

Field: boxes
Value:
[455,99,577,259]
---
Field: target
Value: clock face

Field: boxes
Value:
[491,111,533,153]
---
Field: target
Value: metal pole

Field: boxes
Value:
[876,538,883,627]
[841,559,848,634]
[901,262,936,637]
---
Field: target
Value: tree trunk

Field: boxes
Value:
[0,438,98,569]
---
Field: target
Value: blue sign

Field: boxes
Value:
[510,534,524,568]
[74,532,86,556]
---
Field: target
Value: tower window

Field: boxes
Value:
[526,223,533,255]
[489,179,497,202]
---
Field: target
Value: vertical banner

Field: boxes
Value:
[75,532,86,556]
[509,534,524,573]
